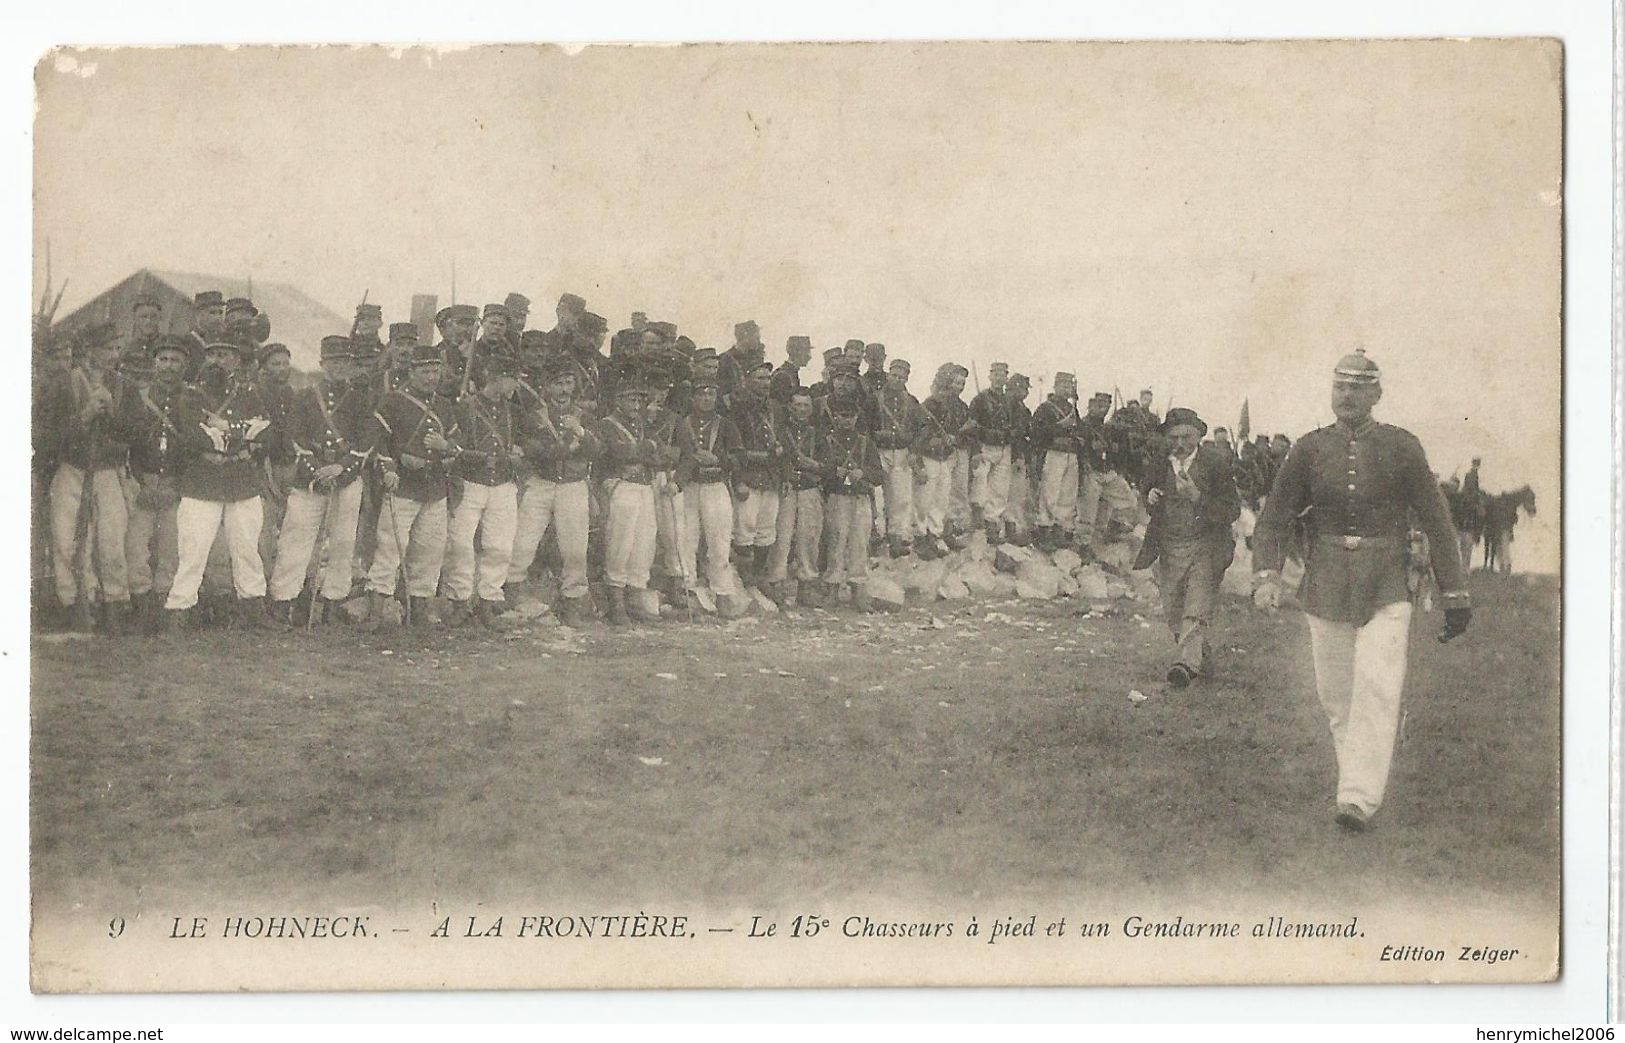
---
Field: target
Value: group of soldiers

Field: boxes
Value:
[35,287,1298,635]
[33,285,1484,833]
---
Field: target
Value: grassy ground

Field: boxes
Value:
[31,571,1558,918]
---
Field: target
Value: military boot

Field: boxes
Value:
[627,588,662,624]
[850,583,872,614]
[606,586,630,627]
[268,599,297,629]
[798,579,826,609]
[407,596,431,626]
[160,607,191,635]
[442,599,473,627]
[101,600,129,637]
[473,599,501,628]
[554,595,586,628]
[124,594,149,634]
[69,600,95,633]
[236,596,278,630]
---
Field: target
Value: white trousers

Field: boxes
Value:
[50,464,130,605]
[367,496,449,598]
[507,478,591,597]
[767,487,824,582]
[681,481,742,595]
[913,457,952,538]
[878,448,914,541]
[732,485,781,547]
[1306,602,1414,815]
[654,479,686,579]
[970,444,1012,524]
[604,480,658,589]
[1078,469,1138,543]
[444,481,518,602]
[1007,459,1033,533]
[1037,451,1079,530]
[949,447,972,527]
[268,480,365,602]
[167,496,265,610]
[823,492,872,585]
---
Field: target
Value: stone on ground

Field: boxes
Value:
[868,575,907,611]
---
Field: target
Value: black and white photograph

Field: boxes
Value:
[24,37,1567,994]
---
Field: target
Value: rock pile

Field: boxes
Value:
[867,529,1156,609]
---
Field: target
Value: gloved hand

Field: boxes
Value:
[1439,606,1473,643]
[1252,572,1281,611]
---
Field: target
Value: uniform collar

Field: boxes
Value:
[1335,416,1378,438]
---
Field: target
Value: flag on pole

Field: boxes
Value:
[1237,398,1251,442]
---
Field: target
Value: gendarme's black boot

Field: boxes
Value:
[408,596,431,626]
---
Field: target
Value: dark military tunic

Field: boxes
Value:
[914,393,966,462]
[449,394,519,487]
[171,375,273,503]
[1253,417,1467,625]
[285,378,371,495]
[367,385,458,504]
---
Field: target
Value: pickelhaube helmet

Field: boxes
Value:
[1334,348,1380,385]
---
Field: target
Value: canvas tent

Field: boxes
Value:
[51,269,351,372]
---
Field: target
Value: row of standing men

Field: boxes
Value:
[35,288,1251,634]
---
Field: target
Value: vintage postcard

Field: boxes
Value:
[28,38,1561,992]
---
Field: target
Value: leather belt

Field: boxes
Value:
[201,450,252,463]
[1321,534,1392,550]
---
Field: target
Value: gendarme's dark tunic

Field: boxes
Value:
[1253,417,1467,625]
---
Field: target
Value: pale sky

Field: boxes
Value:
[33,40,1561,570]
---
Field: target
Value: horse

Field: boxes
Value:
[1441,478,1487,571]
[1482,485,1536,574]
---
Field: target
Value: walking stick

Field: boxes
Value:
[385,491,412,625]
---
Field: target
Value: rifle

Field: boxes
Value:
[384,492,412,625]
[970,360,981,395]
[306,479,340,632]
[68,365,108,610]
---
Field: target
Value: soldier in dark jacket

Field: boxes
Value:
[443,345,524,626]
[727,360,784,591]
[675,375,744,608]
[967,360,1017,541]
[765,388,828,607]
[505,359,601,626]
[42,322,135,633]
[1252,350,1470,832]
[819,362,884,611]
[873,358,923,557]
[266,336,372,624]
[162,338,276,630]
[363,343,459,626]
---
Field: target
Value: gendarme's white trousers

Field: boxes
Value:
[1306,602,1414,815]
